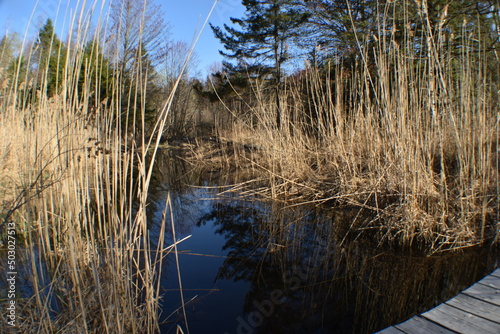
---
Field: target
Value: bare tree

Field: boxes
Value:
[106,0,171,133]
[159,40,199,82]
[157,41,200,137]
[107,0,170,74]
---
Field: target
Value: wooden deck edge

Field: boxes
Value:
[375,268,500,334]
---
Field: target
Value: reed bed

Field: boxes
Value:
[0,1,196,332]
[214,4,499,252]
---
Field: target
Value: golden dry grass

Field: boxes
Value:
[209,5,499,252]
[0,1,200,332]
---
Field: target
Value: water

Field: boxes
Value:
[1,151,496,333]
[148,157,499,334]
[151,188,251,333]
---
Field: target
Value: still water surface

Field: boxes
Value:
[149,157,499,334]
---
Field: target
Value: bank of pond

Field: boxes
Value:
[149,152,499,334]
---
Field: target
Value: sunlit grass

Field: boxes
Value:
[212,2,499,252]
[0,0,204,332]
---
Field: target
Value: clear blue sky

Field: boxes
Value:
[0,0,244,75]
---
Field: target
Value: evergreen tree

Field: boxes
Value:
[0,33,20,68]
[408,1,498,56]
[34,19,66,97]
[78,39,112,107]
[211,0,309,129]
[0,33,22,91]
[107,0,170,133]
[300,0,377,61]
[301,0,499,62]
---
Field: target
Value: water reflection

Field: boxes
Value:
[149,152,499,334]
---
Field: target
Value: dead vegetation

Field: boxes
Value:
[190,5,499,252]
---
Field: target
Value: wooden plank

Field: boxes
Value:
[489,269,500,279]
[462,282,500,306]
[421,303,500,334]
[394,315,457,334]
[377,270,500,333]
[445,293,500,323]
[376,326,406,334]
[478,274,500,289]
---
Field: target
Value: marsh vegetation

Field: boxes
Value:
[0,0,498,333]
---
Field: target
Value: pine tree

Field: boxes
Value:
[78,39,112,107]
[0,33,22,90]
[302,0,498,62]
[211,0,309,129]
[34,19,67,97]
[300,0,377,60]
[107,0,170,133]
[0,33,20,68]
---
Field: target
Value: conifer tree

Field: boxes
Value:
[211,0,309,129]
[34,19,66,97]
[0,33,22,90]
[300,0,377,60]
[301,0,498,62]
[78,39,112,107]
[0,33,20,68]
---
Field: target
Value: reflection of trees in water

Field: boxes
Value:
[146,148,249,235]
[198,202,498,333]
[147,149,214,240]
[198,203,270,282]
[145,151,499,333]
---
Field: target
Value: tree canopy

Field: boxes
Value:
[211,0,310,128]
[34,19,67,97]
[211,0,309,78]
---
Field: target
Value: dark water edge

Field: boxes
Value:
[2,150,495,333]
[149,152,499,334]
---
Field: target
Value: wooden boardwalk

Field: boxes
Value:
[377,268,500,334]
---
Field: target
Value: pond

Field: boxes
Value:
[148,152,499,334]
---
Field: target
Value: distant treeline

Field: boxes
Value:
[204,0,499,131]
[0,0,203,138]
[1,0,498,136]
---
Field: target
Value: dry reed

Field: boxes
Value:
[0,0,207,332]
[212,1,499,252]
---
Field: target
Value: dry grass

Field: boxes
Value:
[0,1,203,332]
[210,2,499,252]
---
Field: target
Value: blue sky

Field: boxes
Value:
[0,0,245,75]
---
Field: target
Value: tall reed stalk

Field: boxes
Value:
[219,0,498,251]
[0,0,202,331]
